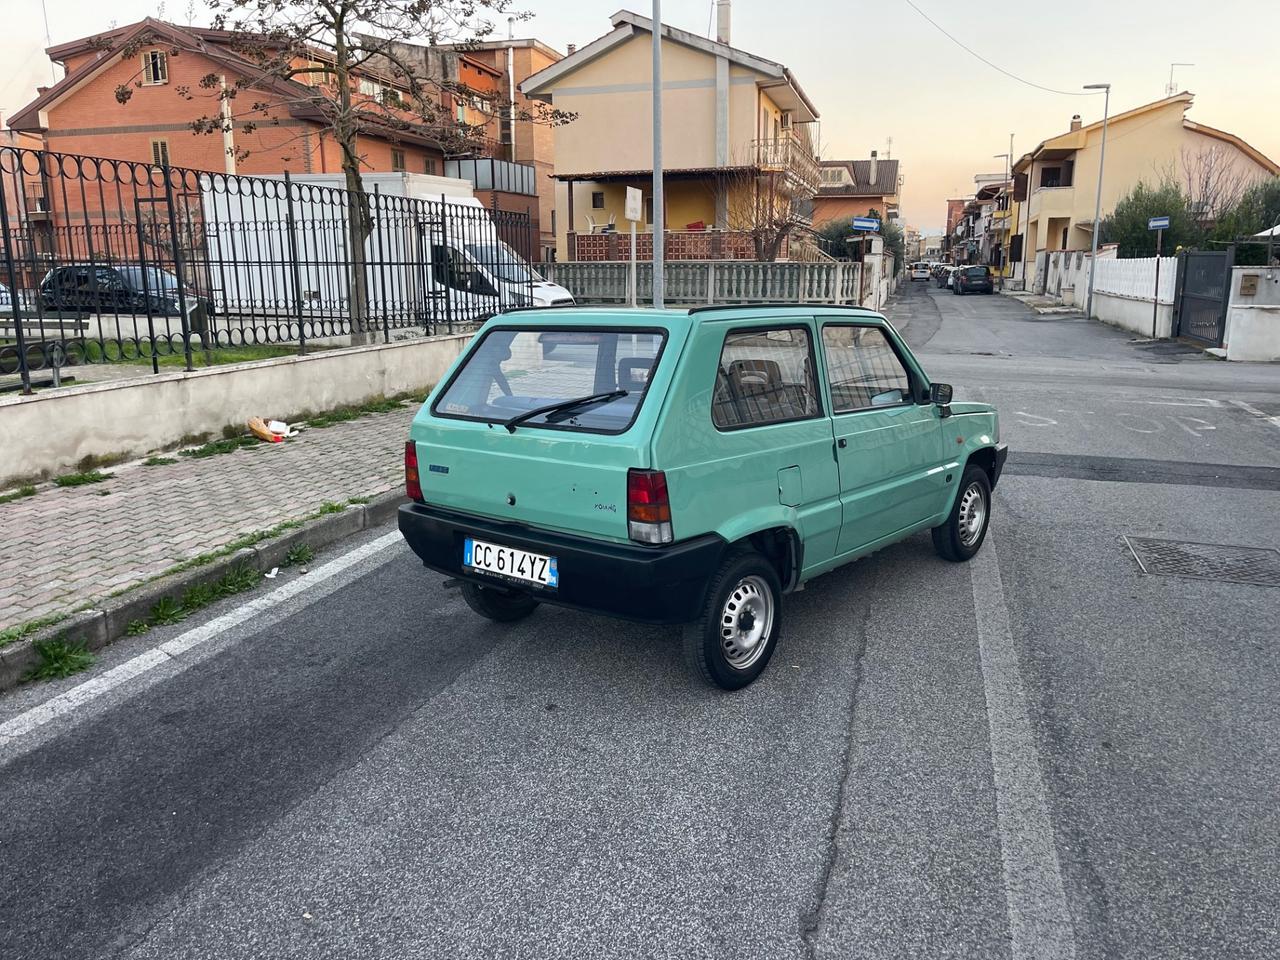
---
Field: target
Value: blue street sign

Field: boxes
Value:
[851,216,881,232]
[1148,216,1170,231]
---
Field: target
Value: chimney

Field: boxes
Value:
[715,0,731,45]
[566,43,576,56]
[1070,114,1082,131]
[869,150,878,186]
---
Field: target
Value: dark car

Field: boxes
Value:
[953,265,994,295]
[39,264,212,317]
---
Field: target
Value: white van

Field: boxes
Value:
[200,171,573,327]
[909,261,931,282]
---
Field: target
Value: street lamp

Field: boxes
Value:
[994,141,1012,285]
[651,0,665,308]
[1083,82,1110,321]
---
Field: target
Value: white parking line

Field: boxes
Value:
[970,537,1077,960]
[1227,399,1280,432]
[0,531,405,751]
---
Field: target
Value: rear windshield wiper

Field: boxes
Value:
[503,390,629,433]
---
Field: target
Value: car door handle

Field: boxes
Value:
[837,438,847,449]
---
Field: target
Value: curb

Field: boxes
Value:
[0,489,408,692]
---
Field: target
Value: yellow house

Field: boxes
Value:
[521,7,820,261]
[1012,92,1279,267]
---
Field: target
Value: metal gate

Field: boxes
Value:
[1173,249,1233,345]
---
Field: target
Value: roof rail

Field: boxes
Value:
[494,302,579,315]
[687,301,874,315]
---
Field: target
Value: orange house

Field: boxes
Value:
[811,154,901,231]
[8,18,448,178]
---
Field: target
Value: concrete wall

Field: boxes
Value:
[1225,266,1280,361]
[0,333,471,487]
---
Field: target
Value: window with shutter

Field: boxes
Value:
[150,139,170,167]
[141,51,168,85]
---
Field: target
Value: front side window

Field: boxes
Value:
[712,327,821,430]
[433,328,666,434]
[821,325,913,413]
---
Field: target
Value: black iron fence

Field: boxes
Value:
[0,146,539,391]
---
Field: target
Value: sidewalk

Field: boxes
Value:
[0,403,416,635]
[1000,289,1083,315]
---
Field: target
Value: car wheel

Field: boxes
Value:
[932,464,991,562]
[459,581,539,622]
[683,551,782,690]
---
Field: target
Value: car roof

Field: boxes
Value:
[494,303,888,327]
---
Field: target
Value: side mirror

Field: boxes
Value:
[930,382,953,405]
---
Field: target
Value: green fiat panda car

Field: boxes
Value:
[399,305,1006,690]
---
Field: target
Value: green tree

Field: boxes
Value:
[1099,181,1201,258]
[1210,178,1280,266]
[814,210,904,269]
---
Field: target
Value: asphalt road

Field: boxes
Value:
[2,283,1278,959]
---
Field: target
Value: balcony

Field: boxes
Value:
[750,134,820,194]
[1028,185,1075,221]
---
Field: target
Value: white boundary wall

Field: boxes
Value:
[1225,266,1280,362]
[0,333,471,487]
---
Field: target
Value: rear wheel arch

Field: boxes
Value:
[735,526,803,592]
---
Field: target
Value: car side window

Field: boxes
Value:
[712,326,822,430]
[821,325,913,413]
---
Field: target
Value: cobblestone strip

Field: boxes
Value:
[0,406,417,633]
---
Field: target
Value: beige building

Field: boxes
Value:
[521,6,820,261]
[1013,92,1279,261]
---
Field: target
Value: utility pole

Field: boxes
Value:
[651,0,665,309]
[1083,83,1110,321]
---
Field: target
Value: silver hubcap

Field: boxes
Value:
[720,575,775,670]
[958,481,987,547]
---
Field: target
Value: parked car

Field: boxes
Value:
[39,264,213,317]
[953,265,994,295]
[909,261,931,282]
[0,281,32,313]
[399,305,1006,690]
[936,266,956,289]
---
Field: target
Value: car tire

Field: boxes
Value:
[932,464,992,562]
[683,551,783,691]
[459,581,539,622]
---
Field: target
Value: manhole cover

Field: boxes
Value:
[1124,537,1280,587]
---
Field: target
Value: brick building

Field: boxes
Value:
[8,18,448,178]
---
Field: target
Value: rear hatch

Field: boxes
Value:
[410,321,677,542]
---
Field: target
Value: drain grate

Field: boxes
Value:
[1124,537,1280,587]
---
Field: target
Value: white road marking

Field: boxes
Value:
[1015,411,1058,427]
[0,531,405,750]
[971,537,1077,960]
[1228,399,1280,432]
[1171,416,1215,438]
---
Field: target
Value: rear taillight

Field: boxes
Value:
[627,468,672,544]
[405,440,424,502]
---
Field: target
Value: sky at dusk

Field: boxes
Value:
[3,0,1278,232]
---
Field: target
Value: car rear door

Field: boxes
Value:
[818,321,950,556]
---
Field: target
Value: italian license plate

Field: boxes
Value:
[463,537,558,588]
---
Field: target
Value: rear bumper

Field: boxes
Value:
[398,502,725,625]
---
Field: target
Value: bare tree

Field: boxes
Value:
[110,1,571,342]
[1179,144,1254,226]
[719,158,816,262]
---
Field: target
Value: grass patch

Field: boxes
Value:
[283,543,314,567]
[317,501,346,515]
[149,596,188,626]
[0,485,37,505]
[154,344,304,368]
[54,470,110,487]
[0,612,69,649]
[76,452,126,472]
[347,495,372,505]
[179,435,258,459]
[23,637,95,682]
[305,394,408,429]
[143,456,178,467]
[133,563,263,635]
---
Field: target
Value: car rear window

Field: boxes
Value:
[965,267,990,277]
[432,327,666,434]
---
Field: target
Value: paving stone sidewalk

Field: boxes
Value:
[0,405,417,634]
